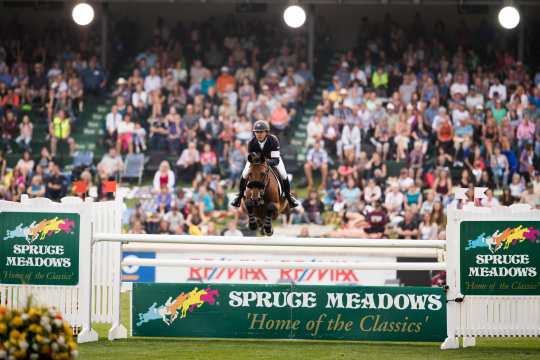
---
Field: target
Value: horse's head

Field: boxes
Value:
[246,155,269,206]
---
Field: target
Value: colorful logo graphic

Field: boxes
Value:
[465,225,540,253]
[3,217,76,244]
[136,287,219,327]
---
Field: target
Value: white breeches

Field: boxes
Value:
[242,157,287,180]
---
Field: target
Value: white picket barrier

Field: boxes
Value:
[2,196,539,348]
[442,202,540,349]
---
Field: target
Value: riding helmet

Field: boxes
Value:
[253,120,270,132]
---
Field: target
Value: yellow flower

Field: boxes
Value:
[0,323,7,334]
[11,316,23,327]
[35,334,44,343]
[9,329,21,342]
[67,341,77,351]
[14,349,27,359]
[63,324,73,336]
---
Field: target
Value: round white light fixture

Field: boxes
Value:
[283,5,306,29]
[498,6,520,30]
[72,2,95,26]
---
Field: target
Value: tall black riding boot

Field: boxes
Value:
[231,178,247,207]
[282,178,299,208]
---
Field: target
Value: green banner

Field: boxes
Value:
[0,212,80,286]
[460,221,540,295]
[132,283,446,341]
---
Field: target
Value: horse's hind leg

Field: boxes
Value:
[245,200,258,231]
[264,202,276,236]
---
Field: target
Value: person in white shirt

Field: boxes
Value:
[306,113,324,147]
[131,83,148,107]
[488,78,507,101]
[384,184,404,216]
[164,204,185,232]
[450,74,468,100]
[223,220,243,236]
[337,120,361,160]
[97,147,124,179]
[106,105,122,145]
[465,86,484,111]
[451,101,470,126]
[144,67,162,93]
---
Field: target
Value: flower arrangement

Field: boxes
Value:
[0,304,78,360]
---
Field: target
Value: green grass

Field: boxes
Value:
[78,293,540,360]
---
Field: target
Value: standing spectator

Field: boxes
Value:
[1,110,18,153]
[105,105,122,147]
[49,110,75,156]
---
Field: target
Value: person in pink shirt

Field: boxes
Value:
[516,115,535,149]
[200,143,217,175]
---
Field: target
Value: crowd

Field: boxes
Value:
[2,15,540,240]
[295,16,540,240]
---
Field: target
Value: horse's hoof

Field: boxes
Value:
[249,222,258,231]
[264,227,273,236]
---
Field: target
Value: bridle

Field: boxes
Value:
[246,159,270,206]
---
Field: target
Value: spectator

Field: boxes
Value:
[223,220,243,236]
[15,115,33,151]
[116,114,134,154]
[176,142,200,182]
[301,190,325,225]
[397,210,419,239]
[364,201,389,238]
[98,147,124,180]
[49,110,75,156]
[153,160,175,192]
[44,161,66,201]
[304,140,329,189]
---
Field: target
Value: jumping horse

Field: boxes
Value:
[242,152,289,236]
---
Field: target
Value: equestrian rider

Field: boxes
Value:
[231,120,299,208]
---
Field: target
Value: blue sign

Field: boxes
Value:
[122,252,156,282]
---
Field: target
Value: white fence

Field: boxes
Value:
[2,197,539,348]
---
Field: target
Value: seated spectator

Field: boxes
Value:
[384,183,404,217]
[228,140,247,187]
[16,150,34,179]
[521,183,539,207]
[49,110,75,156]
[363,178,381,205]
[364,201,389,238]
[269,100,290,132]
[153,160,175,192]
[27,175,45,198]
[304,140,329,189]
[116,114,134,154]
[15,115,33,151]
[44,161,66,201]
[200,143,218,175]
[397,210,419,239]
[481,189,501,207]
[81,57,106,96]
[164,203,185,233]
[156,185,173,214]
[300,190,325,225]
[223,220,243,236]
[98,147,124,180]
[418,212,438,240]
[1,110,18,153]
[176,142,200,182]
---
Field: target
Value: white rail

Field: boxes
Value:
[122,258,447,271]
[94,233,445,248]
[121,243,443,258]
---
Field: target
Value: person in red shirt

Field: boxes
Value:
[215,66,235,94]
[364,201,389,238]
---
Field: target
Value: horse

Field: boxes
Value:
[242,152,289,236]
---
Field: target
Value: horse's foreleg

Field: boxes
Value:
[245,200,258,231]
[264,202,276,236]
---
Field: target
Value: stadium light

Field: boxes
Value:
[72,2,95,26]
[283,4,306,29]
[498,4,520,30]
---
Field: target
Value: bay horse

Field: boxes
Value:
[242,152,289,236]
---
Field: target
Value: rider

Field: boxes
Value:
[231,120,298,208]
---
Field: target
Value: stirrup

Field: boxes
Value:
[287,195,299,208]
